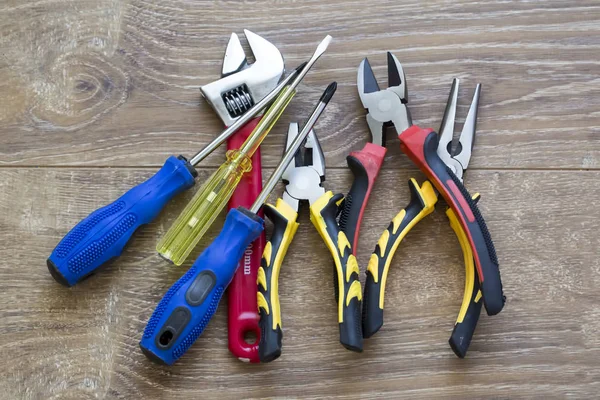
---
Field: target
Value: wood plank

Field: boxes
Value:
[0,168,599,398]
[2,0,600,398]
[0,0,598,169]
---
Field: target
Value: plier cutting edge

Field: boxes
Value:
[257,123,362,362]
[358,54,505,357]
[339,53,411,253]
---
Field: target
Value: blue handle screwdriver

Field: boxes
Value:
[47,69,302,287]
[139,82,336,365]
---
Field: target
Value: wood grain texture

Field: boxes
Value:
[0,0,599,398]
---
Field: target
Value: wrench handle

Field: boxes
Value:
[226,117,266,363]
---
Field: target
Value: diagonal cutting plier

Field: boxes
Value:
[338,53,412,253]
[257,123,363,362]
[359,55,505,357]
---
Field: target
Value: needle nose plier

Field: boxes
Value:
[257,123,362,362]
[359,55,505,357]
[339,53,412,253]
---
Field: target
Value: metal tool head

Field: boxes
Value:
[357,52,412,147]
[200,30,285,126]
[436,79,481,182]
[281,122,326,211]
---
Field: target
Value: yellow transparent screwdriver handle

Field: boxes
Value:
[157,87,296,265]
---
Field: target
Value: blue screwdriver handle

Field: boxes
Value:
[47,156,197,287]
[139,208,264,365]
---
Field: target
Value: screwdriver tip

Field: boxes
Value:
[320,81,337,104]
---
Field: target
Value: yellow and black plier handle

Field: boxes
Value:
[362,178,483,357]
[257,192,363,362]
[446,196,483,358]
[310,191,363,352]
[257,199,299,363]
[362,179,436,337]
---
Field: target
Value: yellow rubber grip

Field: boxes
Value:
[361,179,437,338]
[257,199,299,329]
[446,193,483,325]
[256,199,299,363]
[368,180,437,304]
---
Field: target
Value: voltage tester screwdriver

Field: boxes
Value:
[140,82,337,365]
[46,66,304,287]
[156,35,332,266]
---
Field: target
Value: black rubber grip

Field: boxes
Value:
[449,272,482,358]
[362,272,384,338]
[339,155,370,249]
[258,308,283,363]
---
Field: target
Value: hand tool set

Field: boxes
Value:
[46,31,301,288]
[140,82,338,365]
[257,116,362,362]
[156,34,331,266]
[356,53,505,358]
[46,31,506,365]
[200,30,284,363]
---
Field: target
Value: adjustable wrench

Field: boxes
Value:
[200,30,284,363]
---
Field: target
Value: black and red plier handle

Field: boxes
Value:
[400,125,505,316]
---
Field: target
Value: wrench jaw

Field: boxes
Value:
[221,33,248,77]
[200,30,285,126]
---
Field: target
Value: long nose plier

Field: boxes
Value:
[359,55,505,357]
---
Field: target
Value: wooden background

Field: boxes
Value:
[1,0,599,398]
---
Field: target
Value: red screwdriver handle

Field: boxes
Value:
[399,125,505,316]
[226,117,265,363]
[339,142,387,253]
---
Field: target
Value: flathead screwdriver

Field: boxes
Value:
[140,82,337,365]
[47,66,304,287]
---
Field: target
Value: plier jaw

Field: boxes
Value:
[436,79,481,182]
[281,122,326,210]
[357,52,412,147]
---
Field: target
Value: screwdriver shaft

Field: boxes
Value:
[189,64,304,166]
[251,81,337,213]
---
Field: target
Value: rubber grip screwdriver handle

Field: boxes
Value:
[310,191,363,352]
[257,199,299,363]
[226,117,266,364]
[339,143,386,252]
[139,208,264,365]
[399,125,505,315]
[47,156,197,287]
[362,179,437,338]
[447,194,483,358]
